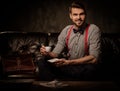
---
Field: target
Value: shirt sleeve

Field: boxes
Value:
[52,25,70,55]
[89,24,101,60]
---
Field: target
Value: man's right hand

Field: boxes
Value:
[40,45,48,55]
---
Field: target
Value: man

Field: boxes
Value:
[40,1,101,80]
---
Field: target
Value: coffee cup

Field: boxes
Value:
[45,46,51,52]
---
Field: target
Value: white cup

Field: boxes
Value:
[45,46,51,52]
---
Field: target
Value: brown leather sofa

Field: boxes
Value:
[0,31,120,81]
[0,31,59,79]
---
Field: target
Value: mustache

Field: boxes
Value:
[75,19,83,21]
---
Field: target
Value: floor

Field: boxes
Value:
[0,78,120,91]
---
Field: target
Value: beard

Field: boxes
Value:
[74,20,85,28]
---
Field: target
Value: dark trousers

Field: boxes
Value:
[37,57,98,81]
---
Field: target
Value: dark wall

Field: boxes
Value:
[0,0,119,33]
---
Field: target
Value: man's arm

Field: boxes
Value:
[69,55,97,64]
[53,55,97,67]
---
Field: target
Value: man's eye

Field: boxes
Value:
[73,14,78,16]
[80,13,85,15]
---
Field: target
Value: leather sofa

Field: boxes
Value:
[0,31,120,81]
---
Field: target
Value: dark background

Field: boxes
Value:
[0,0,119,33]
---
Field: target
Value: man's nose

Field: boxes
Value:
[77,15,81,19]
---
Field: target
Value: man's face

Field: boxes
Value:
[69,8,86,27]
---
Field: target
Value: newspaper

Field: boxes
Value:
[39,79,69,88]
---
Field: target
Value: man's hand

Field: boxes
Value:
[40,45,48,55]
[53,59,71,67]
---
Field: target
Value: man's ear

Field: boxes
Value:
[69,13,72,19]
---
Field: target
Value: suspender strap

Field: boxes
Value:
[66,24,90,55]
[66,25,74,50]
[84,24,90,55]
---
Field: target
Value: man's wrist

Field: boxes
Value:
[46,52,53,59]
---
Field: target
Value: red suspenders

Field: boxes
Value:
[84,24,90,55]
[66,24,90,55]
[66,25,74,50]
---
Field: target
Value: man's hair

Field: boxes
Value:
[69,1,86,14]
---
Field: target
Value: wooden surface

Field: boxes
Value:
[0,79,119,91]
[33,81,119,89]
